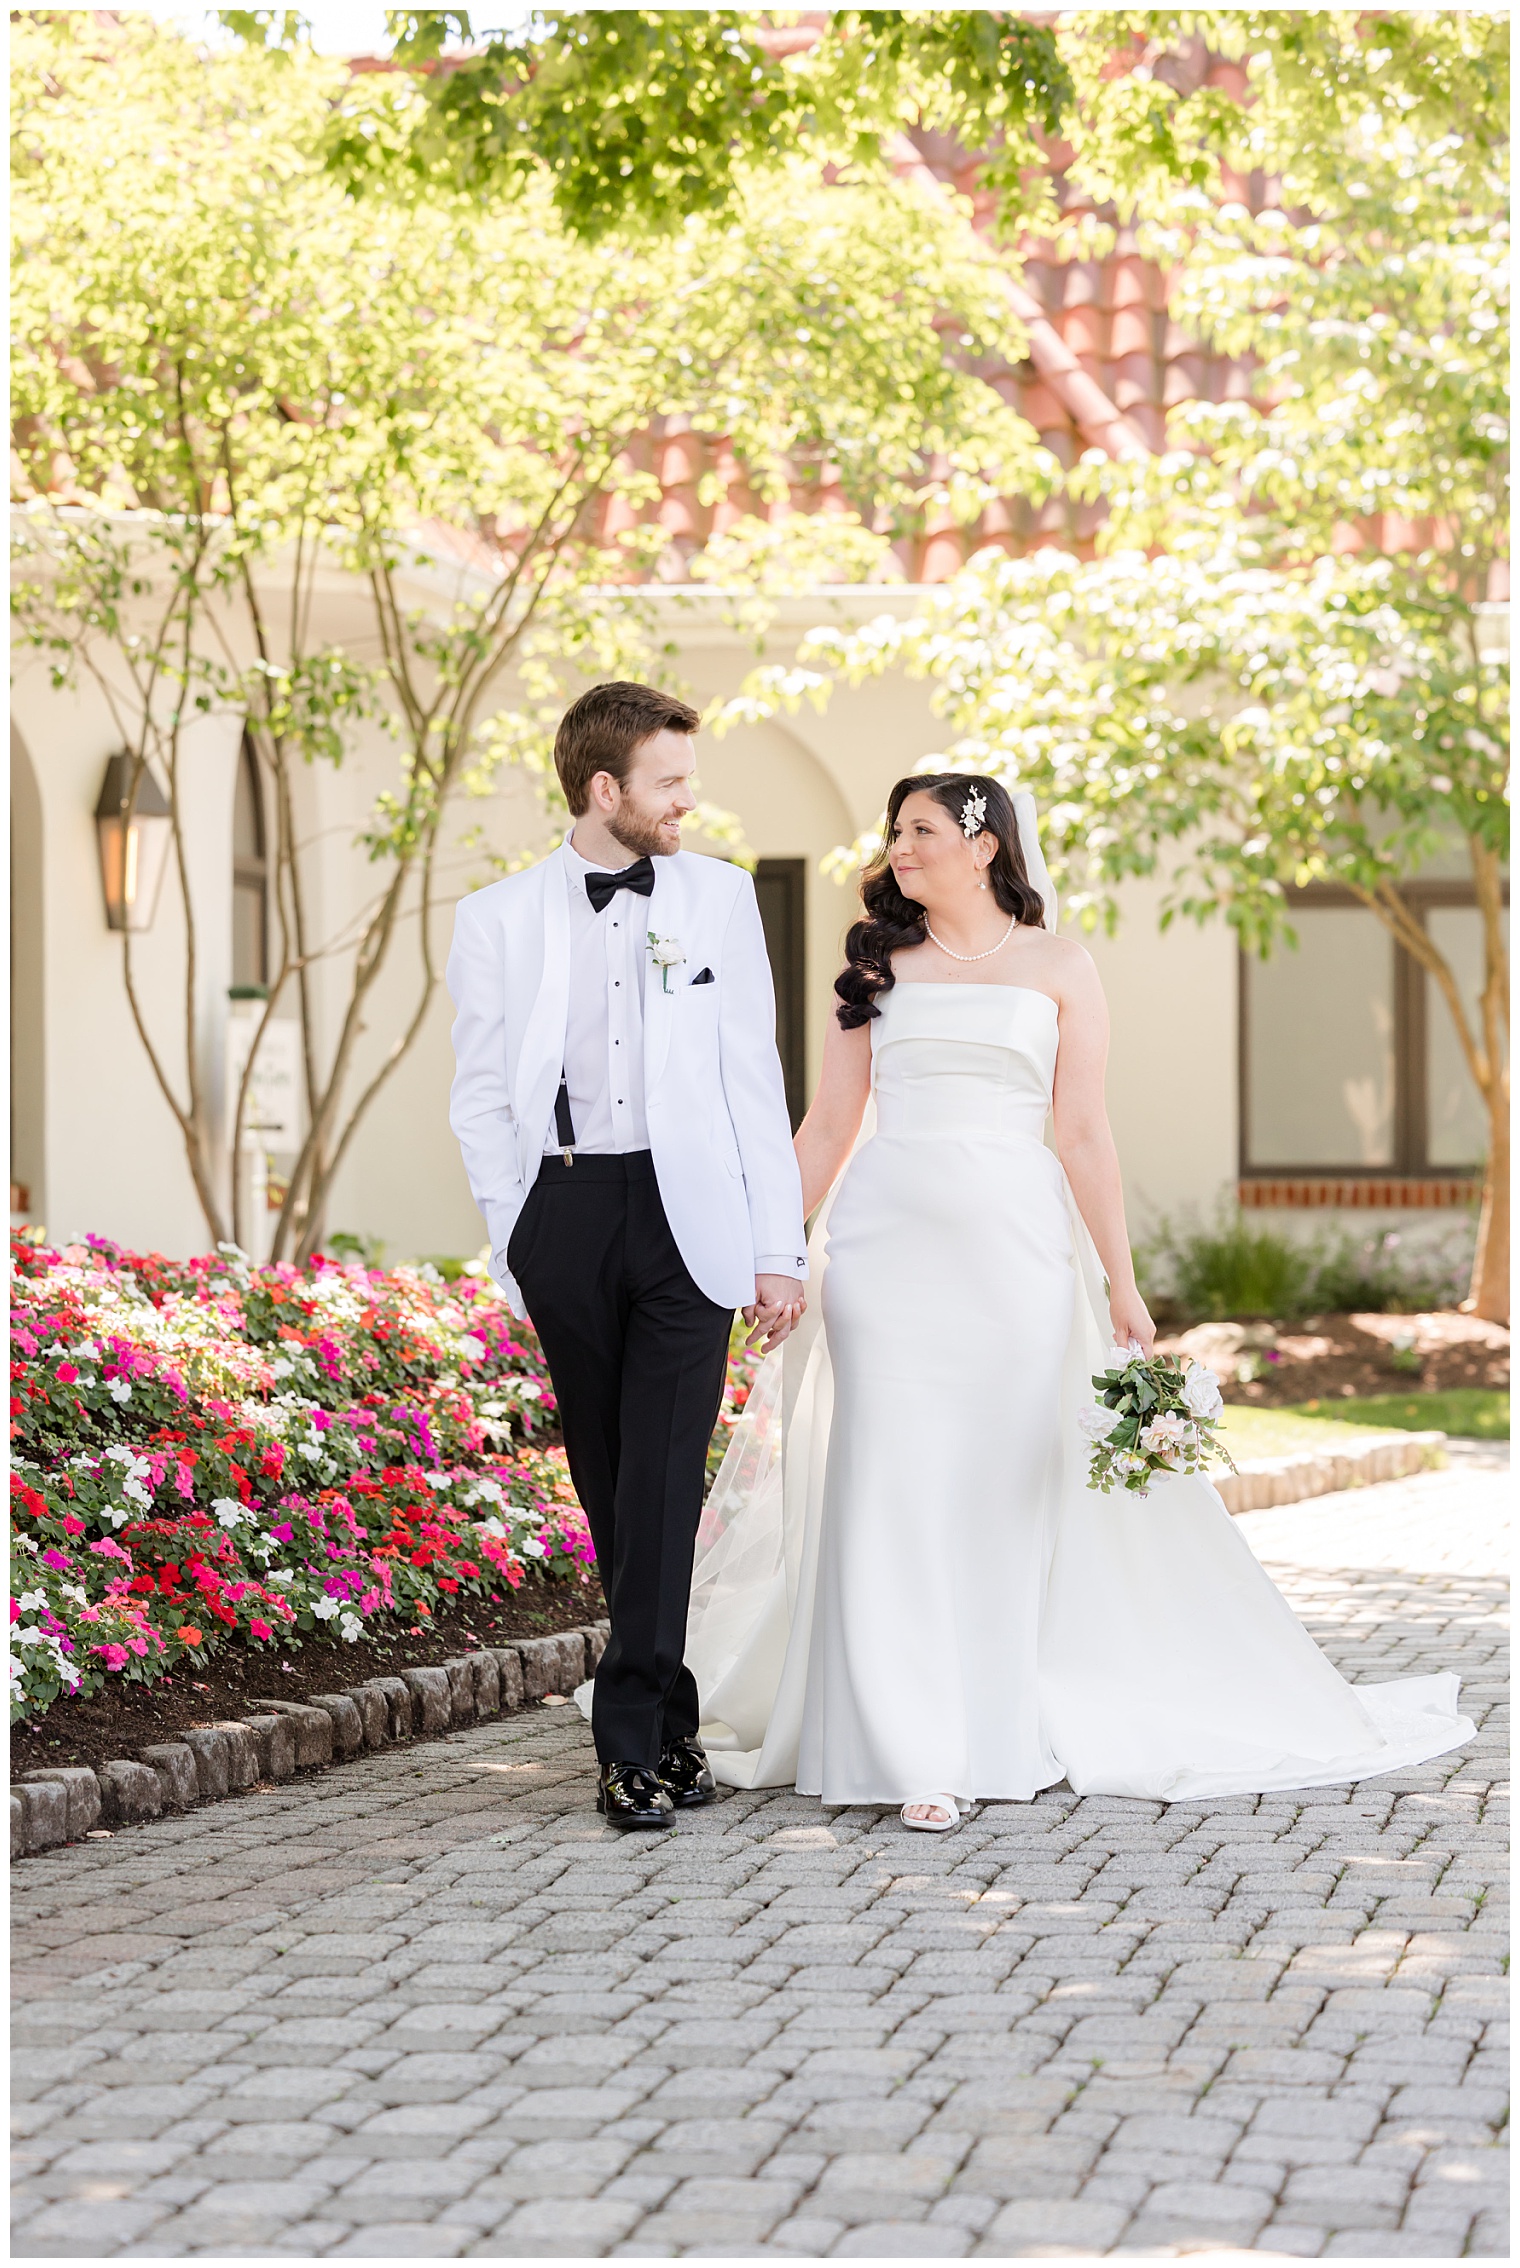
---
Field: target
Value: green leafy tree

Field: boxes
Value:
[299,9,1505,246]
[318,8,1071,236]
[12,12,1047,1261]
[719,26,1510,1317]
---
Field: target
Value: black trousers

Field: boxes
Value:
[507,1151,733,1770]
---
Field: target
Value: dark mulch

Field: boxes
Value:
[1160,1308,1509,1408]
[12,1570,605,1781]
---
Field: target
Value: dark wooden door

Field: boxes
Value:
[754,858,807,1128]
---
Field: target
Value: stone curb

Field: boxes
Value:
[8,1432,1450,1860]
[1216,1429,1446,1515]
[11,1621,609,1864]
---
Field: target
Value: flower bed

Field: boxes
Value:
[9,1232,600,1724]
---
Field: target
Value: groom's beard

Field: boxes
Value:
[608,806,680,862]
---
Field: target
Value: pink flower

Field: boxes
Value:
[56,1362,79,1385]
[61,1515,85,1535]
[95,1643,129,1670]
[249,1618,273,1641]
[269,1522,294,1542]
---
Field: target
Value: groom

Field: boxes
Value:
[447,682,808,1827]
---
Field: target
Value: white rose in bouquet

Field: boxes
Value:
[1078,1403,1119,1443]
[1182,1362,1224,1421]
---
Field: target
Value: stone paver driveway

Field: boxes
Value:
[13,1463,1508,2259]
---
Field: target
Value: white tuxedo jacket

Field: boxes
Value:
[447,844,809,1318]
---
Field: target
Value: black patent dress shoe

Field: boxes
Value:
[597,1762,674,1830]
[659,1735,717,1808]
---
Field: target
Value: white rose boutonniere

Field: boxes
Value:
[647,932,686,993]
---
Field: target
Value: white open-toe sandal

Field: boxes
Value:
[900,1794,960,1833]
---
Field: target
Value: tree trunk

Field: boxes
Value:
[1466,1089,1509,1323]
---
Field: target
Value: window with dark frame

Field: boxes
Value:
[1239,881,1505,1190]
[232,732,269,992]
[753,858,807,1130]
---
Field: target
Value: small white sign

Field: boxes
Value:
[226,1013,301,1149]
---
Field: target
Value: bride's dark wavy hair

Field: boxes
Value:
[834,772,1045,1030]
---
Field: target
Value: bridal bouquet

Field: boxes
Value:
[1080,1348,1236,1499]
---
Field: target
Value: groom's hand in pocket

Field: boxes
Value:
[744,1275,806,1352]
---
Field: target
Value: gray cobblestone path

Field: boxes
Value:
[13,1465,1508,2259]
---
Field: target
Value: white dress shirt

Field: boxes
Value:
[546,840,799,1279]
[549,839,651,1155]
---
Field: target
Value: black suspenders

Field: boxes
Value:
[554,1074,576,1163]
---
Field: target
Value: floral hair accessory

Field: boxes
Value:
[959,787,986,840]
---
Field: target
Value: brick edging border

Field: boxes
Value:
[10,1621,608,1864]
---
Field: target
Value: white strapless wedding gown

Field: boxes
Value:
[585,981,1473,1804]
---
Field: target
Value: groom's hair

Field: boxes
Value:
[555,682,701,814]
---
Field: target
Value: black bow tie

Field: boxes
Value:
[585,856,656,914]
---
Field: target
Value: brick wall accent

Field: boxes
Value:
[1238,1178,1478,1211]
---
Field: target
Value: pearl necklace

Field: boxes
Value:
[923,914,1018,963]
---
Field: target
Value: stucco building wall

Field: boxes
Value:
[7,575,1275,1265]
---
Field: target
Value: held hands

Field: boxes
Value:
[1108,1285,1157,1359]
[744,1274,806,1353]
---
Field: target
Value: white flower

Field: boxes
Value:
[520,1535,547,1559]
[1114,1452,1148,1477]
[107,1378,133,1405]
[312,1595,340,1621]
[458,1334,486,1365]
[1139,1411,1192,1451]
[1103,1347,1133,1374]
[338,1613,363,1643]
[16,1590,47,1615]
[1078,1404,1118,1443]
[647,931,686,991]
[265,1569,294,1586]
[213,1498,244,1530]
[1182,1363,1224,1421]
[1139,1413,1197,1468]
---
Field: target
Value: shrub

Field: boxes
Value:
[9,1232,595,1722]
[1137,1211,1315,1322]
[1137,1207,1478,1323]
[1306,1224,1474,1315]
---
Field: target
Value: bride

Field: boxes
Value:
[680,772,1473,1831]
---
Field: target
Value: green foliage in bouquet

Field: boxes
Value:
[1083,1351,1236,1500]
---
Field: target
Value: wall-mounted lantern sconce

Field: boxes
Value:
[94,754,173,932]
